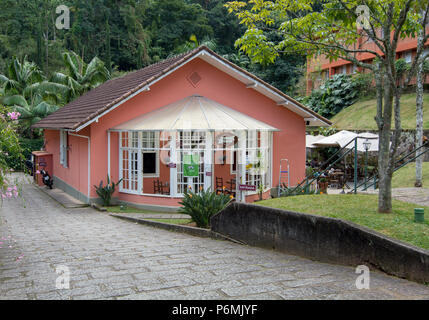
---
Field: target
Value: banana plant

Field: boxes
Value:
[51,51,110,102]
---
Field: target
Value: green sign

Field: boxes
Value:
[183,154,200,177]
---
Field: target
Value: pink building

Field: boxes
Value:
[33,47,330,211]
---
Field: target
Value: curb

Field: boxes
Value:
[109,213,245,245]
[34,184,89,209]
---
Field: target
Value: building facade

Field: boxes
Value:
[33,47,330,211]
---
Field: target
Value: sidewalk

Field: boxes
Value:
[362,187,429,207]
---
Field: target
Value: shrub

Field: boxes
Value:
[179,188,232,228]
[302,74,359,118]
[5,137,44,171]
[94,175,122,206]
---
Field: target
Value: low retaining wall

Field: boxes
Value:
[211,203,429,283]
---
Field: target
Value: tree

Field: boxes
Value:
[0,57,68,138]
[51,51,110,101]
[414,10,429,187]
[226,0,429,213]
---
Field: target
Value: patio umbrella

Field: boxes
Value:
[306,134,325,148]
[314,130,381,152]
[345,132,380,152]
[313,130,358,148]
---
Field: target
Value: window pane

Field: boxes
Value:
[143,152,156,174]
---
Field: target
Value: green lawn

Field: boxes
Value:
[392,162,429,188]
[145,218,192,225]
[106,205,174,214]
[258,194,429,250]
[331,93,429,130]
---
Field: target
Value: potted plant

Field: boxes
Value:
[318,177,329,193]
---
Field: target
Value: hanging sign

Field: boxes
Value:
[183,154,200,177]
[239,184,256,191]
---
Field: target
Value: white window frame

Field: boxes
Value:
[60,130,68,168]
[141,131,160,178]
[404,51,412,64]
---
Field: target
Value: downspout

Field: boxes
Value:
[68,132,91,203]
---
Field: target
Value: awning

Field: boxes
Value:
[110,95,278,131]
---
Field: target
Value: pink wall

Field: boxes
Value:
[47,57,306,205]
[44,128,89,197]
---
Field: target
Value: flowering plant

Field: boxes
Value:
[0,104,24,197]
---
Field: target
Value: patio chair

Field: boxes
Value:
[215,177,230,195]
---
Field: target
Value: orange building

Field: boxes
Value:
[306,29,429,94]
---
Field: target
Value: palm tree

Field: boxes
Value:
[169,35,217,57]
[0,57,68,138]
[0,57,43,96]
[51,51,111,101]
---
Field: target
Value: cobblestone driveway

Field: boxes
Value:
[1,183,428,300]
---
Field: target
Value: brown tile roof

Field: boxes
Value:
[33,46,330,130]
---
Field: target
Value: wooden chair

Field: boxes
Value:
[227,178,236,197]
[215,177,231,195]
[153,180,161,194]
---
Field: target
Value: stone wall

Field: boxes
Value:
[211,202,429,283]
[352,129,429,162]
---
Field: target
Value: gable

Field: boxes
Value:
[32,47,331,131]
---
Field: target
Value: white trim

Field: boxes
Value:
[107,130,111,177]
[201,51,326,123]
[68,133,91,200]
[72,49,329,132]
[73,52,204,132]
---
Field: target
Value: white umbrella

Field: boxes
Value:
[314,130,381,152]
[306,134,325,148]
[313,130,358,148]
[347,132,380,152]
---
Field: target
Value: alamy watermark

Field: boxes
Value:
[55,5,70,30]
[55,265,70,289]
[356,5,370,29]
[355,265,370,289]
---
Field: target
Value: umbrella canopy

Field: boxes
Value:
[313,130,380,152]
[346,132,380,152]
[111,95,278,132]
[313,130,358,148]
[306,134,325,148]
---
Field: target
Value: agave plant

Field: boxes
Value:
[94,175,123,207]
[178,187,232,228]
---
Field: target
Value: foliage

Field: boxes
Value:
[309,126,337,137]
[94,175,122,207]
[0,104,24,191]
[352,72,376,99]
[178,188,232,228]
[0,0,305,97]
[51,51,110,101]
[301,74,360,118]
[0,56,67,138]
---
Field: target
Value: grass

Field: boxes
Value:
[144,218,192,225]
[392,162,429,188]
[258,194,429,250]
[106,205,174,214]
[331,92,429,130]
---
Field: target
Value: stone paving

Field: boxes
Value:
[1,183,429,300]
[362,187,429,207]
